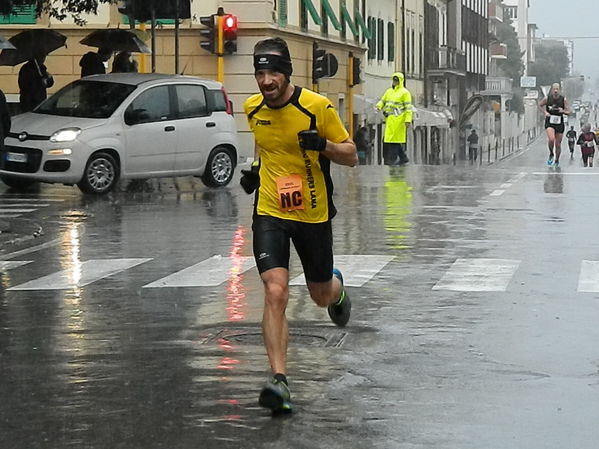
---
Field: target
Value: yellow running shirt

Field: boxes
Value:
[244,86,349,223]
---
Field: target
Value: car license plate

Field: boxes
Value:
[6,152,27,163]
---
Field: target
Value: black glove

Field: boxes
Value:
[298,129,327,151]
[240,162,259,194]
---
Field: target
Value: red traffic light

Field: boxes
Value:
[223,14,237,32]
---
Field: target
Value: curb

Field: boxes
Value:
[487,134,544,165]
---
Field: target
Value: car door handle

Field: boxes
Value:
[206,122,216,128]
[164,126,175,132]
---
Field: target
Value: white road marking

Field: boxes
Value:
[500,183,512,188]
[510,172,527,182]
[0,203,50,207]
[0,199,63,203]
[0,214,22,218]
[531,172,599,175]
[433,258,520,292]
[577,261,599,292]
[143,255,256,288]
[0,238,61,260]
[8,258,152,291]
[0,260,32,271]
[0,208,36,213]
[289,255,395,288]
[490,190,505,196]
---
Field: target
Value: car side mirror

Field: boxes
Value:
[125,108,148,125]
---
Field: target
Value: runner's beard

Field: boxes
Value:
[261,78,290,106]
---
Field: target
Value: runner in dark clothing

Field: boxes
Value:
[566,126,577,157]
[539,83,571,167]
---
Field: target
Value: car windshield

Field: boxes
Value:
[35,80,137,119]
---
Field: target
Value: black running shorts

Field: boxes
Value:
[545,117,565,134]
[252,214,334,283]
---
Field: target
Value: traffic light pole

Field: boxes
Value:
[348,53,354,137]
[217,14,224,83]
[139,22,147,73]
[175,0,180,74]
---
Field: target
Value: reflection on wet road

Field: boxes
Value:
[3,138,599,448]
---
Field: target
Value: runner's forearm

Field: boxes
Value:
[322,139,358,167]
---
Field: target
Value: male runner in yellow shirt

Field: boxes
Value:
[242,37,357,413]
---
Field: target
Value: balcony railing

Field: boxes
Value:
[488,1,503,22]
[428,46,466,73]
[485,76,513,93]
[490,42,508,59]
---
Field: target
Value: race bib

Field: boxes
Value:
[549,115,562,125]
[585,141,594,148]
[276,174,304,211]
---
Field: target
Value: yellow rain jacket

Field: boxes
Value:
[376,72,413,144]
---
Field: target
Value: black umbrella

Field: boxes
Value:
[80,29,151,54]
[0,29,66,66]
[0,36,15,50]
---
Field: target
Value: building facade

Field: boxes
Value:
[0,0,370,160]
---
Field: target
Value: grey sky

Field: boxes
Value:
[528,0,599,79]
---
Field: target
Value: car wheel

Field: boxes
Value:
[201,146,235,187]
[77,152,119,194]
[0,175,37,190]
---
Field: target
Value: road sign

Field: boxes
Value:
[520,76,537,88]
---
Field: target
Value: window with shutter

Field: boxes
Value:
[341,4,358,37]
[301,0,322,26]
[377,19,384,61]
[367,17,376,60]
[388,22,395,62]
[278,0,288,27]
[321,0,341,31]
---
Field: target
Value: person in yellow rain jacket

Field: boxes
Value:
[376,72,413,165]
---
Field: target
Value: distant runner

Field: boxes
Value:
[539,83,571,167]
[566,125,577,157]
[577,123,598,167]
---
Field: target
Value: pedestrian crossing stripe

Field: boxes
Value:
[0,203,51,207]
[7,258,152,291]
[289,255,395,288]
[6,256,599,292]
[143,255,256,288]
[0,209,37,213]
[432,258,520,292]
[0,261,32,271]
[578,260,599,292]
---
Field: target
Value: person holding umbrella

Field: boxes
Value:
[79,47,113,77]
[112,51,138,73]
[0,29,65,112]
[80,29,150,76]
[18,48,54,112]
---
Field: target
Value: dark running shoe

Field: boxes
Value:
[328,268,351,327]
[259,378,292,414]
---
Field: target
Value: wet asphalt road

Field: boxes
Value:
[2,136,599,449]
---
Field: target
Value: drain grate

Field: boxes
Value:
[199,326,348,348]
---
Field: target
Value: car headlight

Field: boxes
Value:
[50,128,81,143]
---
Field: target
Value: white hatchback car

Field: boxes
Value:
[0,73,239,194]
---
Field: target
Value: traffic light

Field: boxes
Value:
[313,43,326,82]
[350,56,362,87]
[200,14,216,54]
[222,14,238,54]
[312,43,338,83]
